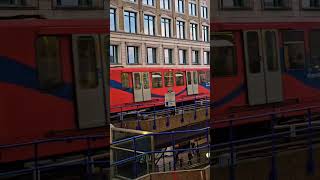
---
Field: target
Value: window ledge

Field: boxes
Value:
[53,6,104,10]
[263,7,292,10]
[301,7,320,10]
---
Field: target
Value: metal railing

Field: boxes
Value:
[0,134,109,180]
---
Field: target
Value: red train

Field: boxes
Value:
[110,67,210,114]
[0,19,109,163]
[212,22,320,127]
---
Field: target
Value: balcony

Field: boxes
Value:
[0,0,37,9]
[54,0,104,9]
[220,0,253,10]
[301,0,320,9]
[262,0,292,10]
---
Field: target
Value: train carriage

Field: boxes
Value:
[0,19,109,164]
[110,67,210,114]
[211,22,320,127]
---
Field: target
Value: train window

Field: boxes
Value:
[121,73,130,89]
[175,72,184,86]
[265,31,279,71]
[164,72,174,87]
[77,36,98,89]
[152,72,162,88]
[143,73,150,89]
[193,71,198,84]
[36,36,63,89]
[212,33,237,77]
[247,32,261,74]
[283,31,305,70]
[310,30,320,71]
[199,71,208,84]
[134,73,141,90]
[187,72,192,85]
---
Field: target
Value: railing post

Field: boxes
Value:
[120,107,123,128]
[270,114,278,180]
[171,133,176,171]
[166,108,170,127]
[307,108,315,175]
[33,143,39,180]
[133,137,138,178]
[229,119,235,180]
[194,96,197,120]
[153,104,157,130]
[205,96,209,118]
[136,110,141,130]
[86,137,92,180]
[181,100,184,123]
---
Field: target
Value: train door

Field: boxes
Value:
[193,71,199,94]
[243,30,283,105]
[132,72,151,102]
[187,71,194,95]
[72,35,107,129]
[186,71,199,95]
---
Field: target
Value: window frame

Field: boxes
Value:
[124,11,137,33]
[127,46,139,64]
[152,72,163,88]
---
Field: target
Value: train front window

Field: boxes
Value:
[164,72,174,87]
[175,72,184,86]
[283,30,305,70]
[36,36,63,89]
[152,72,162,88]
[212,33,237,77]
[121,73,130,89]
[77,36,98,89]
[265,31,279,71]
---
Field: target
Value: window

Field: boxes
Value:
[144,15,155,35]
[189,2,197,16]
[143,0,154,6]
[128,0,136,2]
[147,47,157,64]
[161,18,171,37]
[176,21,185,39]
[204,51,210,65]
[192,50,200,64]
[309,30,320,72]
[263,0,290,8]
[0,0,27,6]
[134,73,141,90]
[179,49,187,64]
[175,72,184,86]
[201,6,208,19]
[121,73,130,89]
[36,36,62,89]
[221,0,251,9]
[302,0,320,8]
[127,46,139,64]
[110,8,116,31]
[152,72,163,88]
[283,31,305,69]
[124,11,137,33]
[56,0,93,7]
[199,71,209,84]
[264,31,278,71]
[160,0,171,9]
[176,0,184,13]
[164,48,173,64]
[213,33,237,76]
[110,45,118,64]
[202,25,209,42]
[77,36,98,89]
[247,32,261,73]
[193,71,198,84]
[190,23,198,40]
[164,72,174,87]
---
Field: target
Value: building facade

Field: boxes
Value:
[0,0,107,19]
[110,0,210,68]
